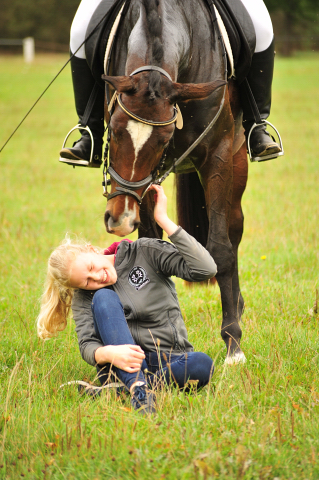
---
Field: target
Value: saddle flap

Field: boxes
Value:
[85,0,126,86]
[213,0,256,83]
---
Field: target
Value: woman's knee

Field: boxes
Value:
[70,0,105,57]
[92,288,122,314]
[192,352,214,378]
[167,352,214,389]
[240,0,274,52]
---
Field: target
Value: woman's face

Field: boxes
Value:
[68,251,117,290]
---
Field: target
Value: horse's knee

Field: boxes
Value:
[207,242,235,277]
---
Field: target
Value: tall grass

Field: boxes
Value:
[0,52,318,479]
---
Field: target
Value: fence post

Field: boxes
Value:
[23,37,35,63]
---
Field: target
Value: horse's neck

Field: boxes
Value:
[114,0,222,82]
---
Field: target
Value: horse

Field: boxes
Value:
[100,0,248,363]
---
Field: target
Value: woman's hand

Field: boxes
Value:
[95,344,145,373]
[149,184,178,236]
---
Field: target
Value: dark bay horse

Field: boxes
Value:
[102,0,248,363]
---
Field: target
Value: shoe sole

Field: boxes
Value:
[59,380,123,392]
[252,144,282,158]
[59,149,101,168]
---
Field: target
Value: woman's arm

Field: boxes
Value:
[72,289,104,366]
[150,184,179,236]
[148,185,217,281]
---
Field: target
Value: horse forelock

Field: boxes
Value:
[142,0,164,98]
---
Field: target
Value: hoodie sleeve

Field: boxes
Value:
[71,289,103,366]
[142,226,217,281]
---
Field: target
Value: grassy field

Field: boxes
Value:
[0,52,319,479]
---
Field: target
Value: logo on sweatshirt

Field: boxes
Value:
[128,266,150,291]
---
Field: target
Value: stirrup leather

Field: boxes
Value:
[247,120,284,162]
[59,124,94,167]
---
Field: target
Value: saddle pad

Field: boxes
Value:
[213,5,235,79]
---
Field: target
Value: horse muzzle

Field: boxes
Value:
[104,205,140,237]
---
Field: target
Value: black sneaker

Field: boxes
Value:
[131,384,156,415]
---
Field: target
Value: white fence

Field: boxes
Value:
[0,37,34,63]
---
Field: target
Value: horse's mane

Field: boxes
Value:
[143,0,164,99]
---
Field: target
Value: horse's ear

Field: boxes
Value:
[101,75,136,93]
[168,80,226,103]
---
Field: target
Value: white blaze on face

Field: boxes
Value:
[126,120,153,180]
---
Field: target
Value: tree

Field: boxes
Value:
[0,0,79,48]
[264,0,319,55]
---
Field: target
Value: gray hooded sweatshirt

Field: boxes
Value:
[71,227,217,366]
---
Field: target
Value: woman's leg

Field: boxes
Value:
[238,0,282,161]
[240,0,273,53]
[70,0,104,58]
[60,0,105,167]
[91,288,148,390]
[92,289,155,415]
[145,352,214,390]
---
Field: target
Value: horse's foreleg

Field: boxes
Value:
[229,143,248,321]
[210,226,244,361]
[201,143,245,362]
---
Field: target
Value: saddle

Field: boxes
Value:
[212,0,255,83]
[85,0,256,87]
[85,0,127,87]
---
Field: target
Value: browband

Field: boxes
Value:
[129,65,173,82]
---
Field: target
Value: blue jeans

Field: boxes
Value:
[92,289,214,391]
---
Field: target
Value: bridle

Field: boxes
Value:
[102,65,180,205]
[102,63,227,205]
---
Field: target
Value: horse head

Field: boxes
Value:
[102,71,225,236]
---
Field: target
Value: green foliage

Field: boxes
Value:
[264,0,319,55]
[0,52,319,479]
[0,0,79,45]
[265,0,319,17]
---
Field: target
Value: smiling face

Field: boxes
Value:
[68,251,117,290]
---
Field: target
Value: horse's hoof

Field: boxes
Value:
[224,351,246,365]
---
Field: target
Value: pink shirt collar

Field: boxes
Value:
[103,239,132,259]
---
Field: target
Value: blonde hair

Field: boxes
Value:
[37,236,101,340]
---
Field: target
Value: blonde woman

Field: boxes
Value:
[38,185,217,415]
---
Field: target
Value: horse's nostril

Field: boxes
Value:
[104,211,111,227]
[133,221,140,232]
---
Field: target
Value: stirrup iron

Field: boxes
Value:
[59,124,94,167]
[247,120,284,162]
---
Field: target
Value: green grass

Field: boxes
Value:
[0,52,319,479]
